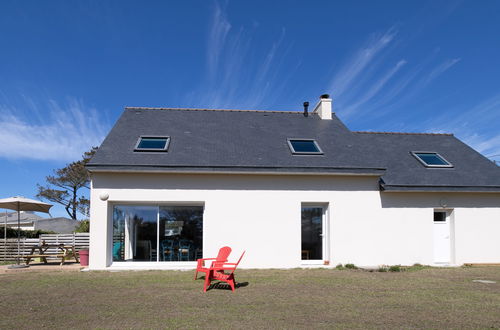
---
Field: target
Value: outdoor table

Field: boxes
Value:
[24,243,80,265]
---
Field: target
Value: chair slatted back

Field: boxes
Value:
[212,246,232,268]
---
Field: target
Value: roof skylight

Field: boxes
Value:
[412,152,452,168]
[134,136,170,152]
[288,139,323,155]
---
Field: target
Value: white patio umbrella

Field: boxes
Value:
[0,196,52,268]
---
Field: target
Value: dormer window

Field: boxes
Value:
[288,139,323,155]
[412,152,452,168]
[134,136,170,152]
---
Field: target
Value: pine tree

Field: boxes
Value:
[37,147,97,220]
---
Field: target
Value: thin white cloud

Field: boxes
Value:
[0,98,108,161]
[424,58,461,84]
[328,27,397,99]
[463,133,500,158]
[362,56,461,119]
[422,93,500,161]
[255,27,286,87]
[207,1,231,80]
[197,2,294,110]
[397,57,461,102]
[342,59,406,117]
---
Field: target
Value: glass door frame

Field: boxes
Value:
[301,203,330,266]
[109,202,205,266]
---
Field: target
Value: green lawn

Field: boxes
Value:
[1,266,499,329]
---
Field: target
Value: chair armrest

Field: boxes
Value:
[196,258,216,267]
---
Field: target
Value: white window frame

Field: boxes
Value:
[411,151,453,168]
[134,135,171,152]
[300,203,330,266]
[287,138,324,155]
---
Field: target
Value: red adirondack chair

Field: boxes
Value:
[194,246,232,280]
[204,251,245,292]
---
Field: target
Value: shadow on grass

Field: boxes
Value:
[206,281,249,292]
[195,275,249,292]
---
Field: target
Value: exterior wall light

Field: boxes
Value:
[439,199,448,208]
[99,192,109,201]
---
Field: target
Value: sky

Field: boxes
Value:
[0,0,499,219]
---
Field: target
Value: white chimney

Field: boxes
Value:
[312,94,332,120]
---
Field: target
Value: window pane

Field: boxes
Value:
[159,206,203,262]
[290,140,320,153]
[301,207,323,260]
[434,212,446,222]
[137,137,168,149]
[415,153,449,166]
[113,205,158,262]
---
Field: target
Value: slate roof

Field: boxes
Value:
[355,132,500,192]
[87,107,500,192]
[34,217,79,234]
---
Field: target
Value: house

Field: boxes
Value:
[31,217,80,234]
[1,211,79,233]
[87,95,500,270]
[2,211,44,231]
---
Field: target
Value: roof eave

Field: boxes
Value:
[381,184,500,193]
[86,165,386,177]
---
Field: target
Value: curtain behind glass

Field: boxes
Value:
[113,205,157,261]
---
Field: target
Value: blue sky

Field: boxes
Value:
[1,0,499,219]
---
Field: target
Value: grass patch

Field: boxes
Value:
[0,261,15,266]
[1,266,499,328]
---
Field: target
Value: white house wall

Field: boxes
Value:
[89,172,500,270]
[454,208,500,264]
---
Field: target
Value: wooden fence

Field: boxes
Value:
[0,233,89,261]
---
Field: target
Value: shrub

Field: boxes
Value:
[388,265,402,272]
[335,263,345,270]
[344,263,358,270]
[3,227,55,238]
[407,263,429,271]
[378,266,388,272]
[75,220,90,233]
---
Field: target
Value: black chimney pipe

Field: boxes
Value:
[303,101,309,117]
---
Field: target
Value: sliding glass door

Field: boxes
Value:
[112,205,203,262]
[159,206,203,262]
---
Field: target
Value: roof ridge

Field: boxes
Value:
[353,131,453,136]
[125,107,305,114]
